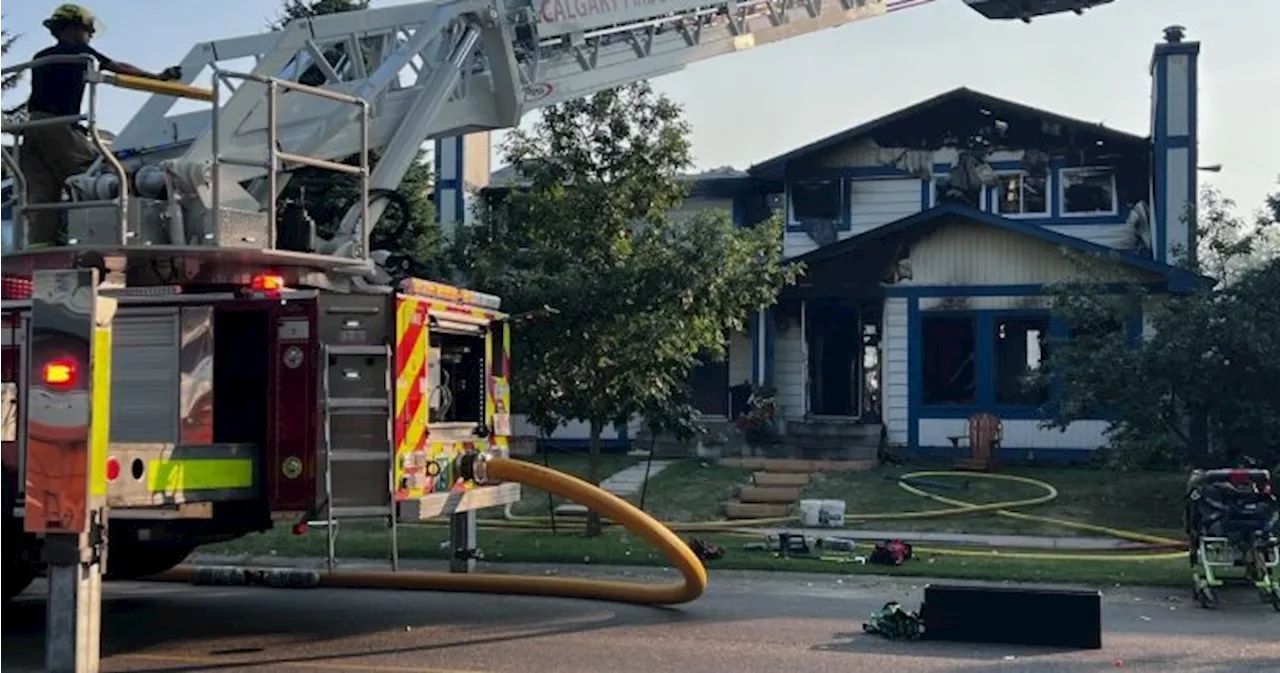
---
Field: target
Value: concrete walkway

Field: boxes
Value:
[743,527,1161,550]
[554,460,673,514]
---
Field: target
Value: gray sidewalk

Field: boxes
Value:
[555,460,673,515]
[742,527,1163,550]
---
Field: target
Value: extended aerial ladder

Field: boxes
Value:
[3,0,1116,274]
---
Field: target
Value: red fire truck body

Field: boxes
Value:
[3,271,515,598]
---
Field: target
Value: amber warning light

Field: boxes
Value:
[42,358,79,387]
[251,273,285,292]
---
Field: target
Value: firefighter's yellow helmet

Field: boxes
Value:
[43,4,103,34]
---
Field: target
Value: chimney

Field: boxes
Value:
[1149,25,1200,266]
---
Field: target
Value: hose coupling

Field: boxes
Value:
[457,449,497,485]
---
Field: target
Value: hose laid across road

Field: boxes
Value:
[148,458,709,606]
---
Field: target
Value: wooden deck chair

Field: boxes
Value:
[947,412,1002,472]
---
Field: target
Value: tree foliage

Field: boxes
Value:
[1042,178,1280,471]
[458,82,799,534]
[1,24,22,92]
[2,22,27,168]
[270,0,444,277]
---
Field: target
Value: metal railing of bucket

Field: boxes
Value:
[209,68,371,256]
[1,58,370,256]
[0,54,128,251]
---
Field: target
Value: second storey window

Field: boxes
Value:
[996,173,1048,216]
[789,179,842,223]
[1060,168,1118,215]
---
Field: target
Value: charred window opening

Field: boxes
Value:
[428,330,486,424]
[934,177,982,209]
[789,179,842,222]
[1061,169,1117,214]
[922,317,976,405]
[997,174,1048,215]
[994,318,1050,406]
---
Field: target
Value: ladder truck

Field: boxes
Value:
[0,0,1115,665]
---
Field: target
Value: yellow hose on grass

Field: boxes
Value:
[148,458,708,606]
[494,469,1189,561]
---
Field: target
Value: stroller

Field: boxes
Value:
[1184,468,1280,610]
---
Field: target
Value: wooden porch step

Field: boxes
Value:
[719,457,768,469]
[753,472,810,487]
[725,501,792,519]
[738,486,802,504]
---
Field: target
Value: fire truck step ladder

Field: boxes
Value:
[318,342,399,572]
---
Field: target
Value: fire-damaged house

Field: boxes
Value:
[675,28,1202,463]
[484,29,1203,462]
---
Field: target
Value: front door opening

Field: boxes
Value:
[689,354,730,417]
[807,301,859,417]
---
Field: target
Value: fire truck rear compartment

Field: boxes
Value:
[101,305,276,577]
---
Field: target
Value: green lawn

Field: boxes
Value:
[488,451,640,519]
[203,524,1190,587]
[200,456,1197,587]
[802,466,1187,539]
[496,453,753,524]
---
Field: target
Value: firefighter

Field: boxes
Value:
[18,3,182,247]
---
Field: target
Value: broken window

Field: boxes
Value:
[789,179,842,222]
[922,316,976,405]
[933,176,982,209]
[996,174,1048,216]
[1061,168,1117,215]
[994,317,1050,406]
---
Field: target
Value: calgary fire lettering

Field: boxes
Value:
[539,0,686,25]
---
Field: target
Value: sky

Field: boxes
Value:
[1,0,1276,216]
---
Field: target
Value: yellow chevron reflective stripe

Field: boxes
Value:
[146,459,255,493]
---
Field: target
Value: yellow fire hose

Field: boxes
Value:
[149,458,709,606]
[490,470,1189,561]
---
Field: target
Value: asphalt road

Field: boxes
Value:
[4,564,1278,673]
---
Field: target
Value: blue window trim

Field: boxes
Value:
[917,308,1059,420]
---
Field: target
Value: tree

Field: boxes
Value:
[1,24,22,93]
[1041,178,1280,470]
[2,22,26,175]
[459,82,799,535]
[270,0,444,277]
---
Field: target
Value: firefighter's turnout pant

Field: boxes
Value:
[18,110,97,246]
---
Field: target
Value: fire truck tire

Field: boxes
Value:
[105,541,197,580]
[3,477,38,601]
[3,548,36,601]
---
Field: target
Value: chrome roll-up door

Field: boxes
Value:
[111,308,179,443]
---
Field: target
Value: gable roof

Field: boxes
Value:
[795,202,1200,292]
[749,87,1149,178]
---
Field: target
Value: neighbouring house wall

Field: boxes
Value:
[669,197,733,223]
[882,297,910,445]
